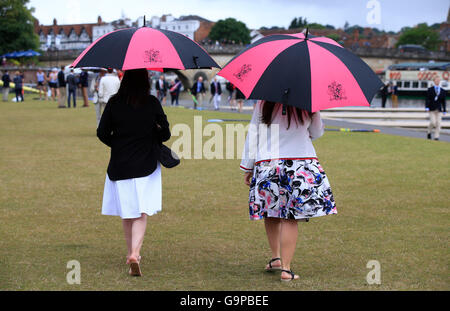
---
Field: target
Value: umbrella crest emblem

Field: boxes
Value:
[233,64,252,81]
[327,81,347,101]
[144,49,162,64]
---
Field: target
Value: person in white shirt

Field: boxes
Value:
[97,68,120,126]
[240,100,337,282]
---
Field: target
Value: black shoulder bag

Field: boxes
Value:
[155,123,180,169]
[158,143,180,168]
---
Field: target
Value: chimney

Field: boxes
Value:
[53,18,57,26]
[98,16,102,24]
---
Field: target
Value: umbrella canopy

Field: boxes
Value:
[217,32,383,112]
[21,50,41,57]
[71,27,220,71]
[3,51,20,58]
[2,50,41,58]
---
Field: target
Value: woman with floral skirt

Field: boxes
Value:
[240,100,337,281]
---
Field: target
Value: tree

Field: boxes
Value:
[326,33,340,42]
[307,23,326,29]
[396,23,441,50]
[260,26,285,31]
[0,0,39,55]
[288,17,298,29]
[344,21,350,31]
[209,18,250,44]
[288,17,308,29]
[298,17,308,27]
[345,25,364,34]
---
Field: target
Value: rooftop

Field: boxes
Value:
[388,62,450,70]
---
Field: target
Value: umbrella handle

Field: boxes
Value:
[282,88,290,115]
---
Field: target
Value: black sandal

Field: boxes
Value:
[265,257,281,271]
[281,269,298,282]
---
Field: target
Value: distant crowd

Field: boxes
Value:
[1,67,255,127]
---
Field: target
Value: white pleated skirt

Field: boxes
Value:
[101,162,162,219]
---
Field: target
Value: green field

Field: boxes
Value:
[0,95,448,290]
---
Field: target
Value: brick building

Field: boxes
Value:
[149,14,214,42]
[259,27,399,49]
[34,16,108,51]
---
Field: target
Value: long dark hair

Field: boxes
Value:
[111,69,150,108]
[261,101,312,129]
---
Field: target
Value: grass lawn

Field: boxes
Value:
[0,94,448,290]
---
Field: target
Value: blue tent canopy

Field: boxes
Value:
[1,50,41,58]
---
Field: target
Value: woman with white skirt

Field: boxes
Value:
[97,69,171,276]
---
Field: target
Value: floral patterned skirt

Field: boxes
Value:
[248,158,337,220]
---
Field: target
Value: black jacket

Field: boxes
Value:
[210,81,222,95]
[79,71,88,87]
[155,79,168,93]
[97,95,171,181]
[380,85,388,97]
[191,81,205,95]
[426,86,447,112]
[2,73,10,88]
[13,76,23,90]
[67,74,78,91]
[58,71,66,87]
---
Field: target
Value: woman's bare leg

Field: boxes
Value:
[264,217,281,267]
[122,219,133,262]
[130,213,148,261]
[280,219,300,279]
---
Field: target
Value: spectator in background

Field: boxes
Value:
[36,69,45,100]
[57,66,67,108]
[426,76,447,141]
[390,81,398,108]
[2,70,10,102]
[13,71,23,102]
[93,69,106,120]
[45,70,51,100]
[191,76,206,109]
[226,81,237,111]
[48,68,59,101]
[66,69,78,108]
[235,87,245,113]
[210,76,222,110]
[97,68,120,126]
[79,69,89,107]
[169,77,182,106]
[155,75,168,105]
[380,82,389,108]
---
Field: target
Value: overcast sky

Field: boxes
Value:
[29,0,449,32]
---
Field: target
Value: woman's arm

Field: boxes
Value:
[308,111,325,140]
[154,99,171,143]
[96,100,113,147]
[240,101,261,172]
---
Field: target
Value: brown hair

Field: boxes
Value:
[261,101,312,129]
[110,69,150,108]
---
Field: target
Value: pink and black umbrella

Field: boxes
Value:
[217,31,383,112]
[71,27,219,71]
